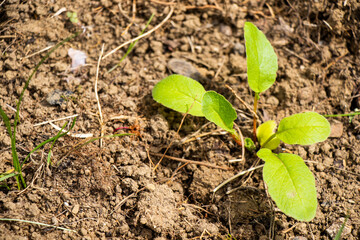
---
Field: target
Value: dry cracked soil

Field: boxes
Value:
[0,0,360,239]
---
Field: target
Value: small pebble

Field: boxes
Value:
[46,89,74,106]
[329,121,343,138]
[167,58,204,81]
[146,183,156,191]
[72,204,80,214]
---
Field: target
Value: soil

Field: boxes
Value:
[0,0,360,239]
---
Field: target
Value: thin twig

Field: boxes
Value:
[23,45,54,59]
[95,44,105,147]
[0,218,76,232]
[150,152,232,170]
[102,7,174,59]
[185,5,223,11]
[213,57,226,81]
[234,123,245,165]
[225,84,258,118]
[34,114,79,126]
[153,97,196,171]
[109,187,146,216]
[212,165,264,193]
[150,0,176,5]
[283,47,310,63]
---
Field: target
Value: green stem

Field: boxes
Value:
[252,92,259,141]
[324,112,360,118]
[231,132,242,147]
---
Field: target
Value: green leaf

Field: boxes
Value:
[152,74,206,117]
[257,148,317,221]
[201,91,237,134]
[244,22,278,93]
[276,112,331,145]
[257,120,280,150]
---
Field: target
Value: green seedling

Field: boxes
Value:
[152,22,331,221]
[66,11,79,24]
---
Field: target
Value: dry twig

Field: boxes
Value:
[95,44,105,147]
[102,7,174,59]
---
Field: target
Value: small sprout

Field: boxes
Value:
[152,22,332,222]
[244,138,256,151]
[66,11,78,24]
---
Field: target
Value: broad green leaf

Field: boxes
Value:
[257,148,317,221]
[276,112,330,145]
[152,74,206,117]
[244,22,278,93]
[257,120,280,150]
[201,91,237,134]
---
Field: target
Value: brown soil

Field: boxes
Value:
[1,0,359,239]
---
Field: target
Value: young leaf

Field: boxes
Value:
[257,120,280,150]
[244,22,278,93]
[244,137,256,151]
[276,112,331,145]
[152,74,206,117]
[257,148,317,221]
[202,91,237,134]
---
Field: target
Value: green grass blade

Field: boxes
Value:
[0,107,22,188]
[0,173,18,182]
[324,112,360,118]
[334,213,350,240]
[108,13,155,73]
[46,121,69,165]
[21,118,77,167]
[0,218,76,232]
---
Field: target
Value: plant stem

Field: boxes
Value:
[231,133,242,146]
[252,92,259,141]
[324,112,360,117]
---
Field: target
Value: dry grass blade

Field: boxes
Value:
[102,7,174,59]
[0,218,76,232]
[150,152,232,170]
[95,44,105,147]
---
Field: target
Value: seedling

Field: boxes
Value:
[152,22,332,221]
[66,11,79,24]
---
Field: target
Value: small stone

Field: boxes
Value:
[219,24,232,36]
[146,183,156,191]
[329,121,343,138]
[229,54,247,73]
[266,96,279,106]
[28,203,41,216]
[233,42,245,55]
[46,90,74,106]
[72,204,80,214]
[80,228,88,236]
[290,237,307,240]
[167,58,204,81]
